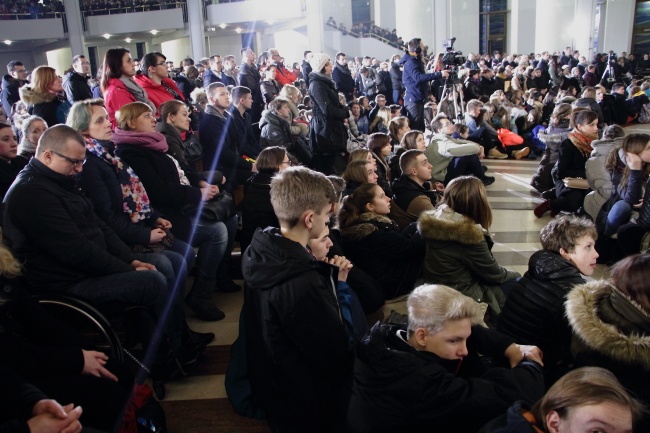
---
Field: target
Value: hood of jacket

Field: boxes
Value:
[19,86,56,105]
[2,74,25,90]
[259,109,290,130]
[590,137,623,157]
[417,204,485,245]
[242,227,334,291]
[339,213,394,242]
[275,95,300,118]
[566,280,650,369]
[527,250,583,283]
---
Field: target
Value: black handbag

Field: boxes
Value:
[183,192,235,222]
[181,133,203,163]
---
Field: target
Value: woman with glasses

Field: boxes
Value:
[113,102,237,322]
[240,146,294,251]
[18,66,70,127]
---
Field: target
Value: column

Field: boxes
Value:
[186,0,206,61]
[509,0,536,55]
[62,0,86,56]
[534,0,576,53]
[601,0,635,53]
[395,0,435,52]
[305,0,325,52]
[372,0,396,31]
[573,0,596,59]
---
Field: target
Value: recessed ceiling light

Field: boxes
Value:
[102,33,111,39]
[218,23,227,29]
[3,40,11,46]
[235,27,242,34]
[267,20,274,25]
[150,29,159,35]
[125,38,132,43]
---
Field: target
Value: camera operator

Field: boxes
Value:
[400,38,449,131]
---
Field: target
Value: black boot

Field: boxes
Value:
[215,260,241,293]
[185,277,225,321]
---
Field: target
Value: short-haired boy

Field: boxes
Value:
[242,166,352,432]
[497,215,599,382]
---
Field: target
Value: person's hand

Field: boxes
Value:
[434,182,445,192]
[200,186,216,202]
[634,199,644,209]
[626,151,643,170]
[130,260,156,271]
[328,255,353,282]
[478,145,485,159]
[441,70,450,78]
[208,184,220,196]
[29,402,83,433]
[81,350,118,381]
[155,218,172,229]
[504,343,544,368]
[149,228,166,244]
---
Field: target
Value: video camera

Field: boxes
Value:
[442,37,463,66]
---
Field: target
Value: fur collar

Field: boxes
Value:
[275,96,300,118]
[566,280,650,369]
[18,86,56,105]
[340,213,394,241]
[417,204,485,245]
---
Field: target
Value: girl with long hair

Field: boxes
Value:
[18,66,70,127]
[367,132,393,197]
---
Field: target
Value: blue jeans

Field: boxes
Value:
[604,200,633,236]
[445,154,485,184]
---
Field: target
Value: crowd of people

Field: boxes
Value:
[0,0,64,18]
[326,17,406,48]
[0,38,648,433]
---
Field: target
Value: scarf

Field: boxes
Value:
[334,62,352,77]
[84,137,153,223]
[119,76,155,111]
[567,129,596,157]
[18,138,37,156]
[111,128,169,153]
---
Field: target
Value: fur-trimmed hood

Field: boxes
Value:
[340,213,394,241]
[566,280,650,369]
[18,86,56,106]
[417,204,485,245]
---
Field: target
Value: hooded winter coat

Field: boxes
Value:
[584,137,622,220]
[18,87,70,127]
[259,109,292,150]
[347,323,545,433]
[62,71,92,104]
[497,250,585,373]
[308,72,349,154]
[340,213,424,300]
[1,74,26,115]
[418,205,520,317]
[530,121,570,193]
[566,280,650,431]
[242,227,352,432]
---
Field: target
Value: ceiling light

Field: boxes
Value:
[3,40,11,46]
[267,20,275,25]
[218,23,227,29]
[124,38,132,43]
[102,33,111,39]
[150,29,159,35]
[235,27,242,34]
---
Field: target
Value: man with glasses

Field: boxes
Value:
[63,54,93,104]
[203,54,226,88]
[2,60,28,115]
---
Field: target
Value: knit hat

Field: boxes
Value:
[309,53,330,73]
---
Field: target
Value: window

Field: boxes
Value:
[632,0,650,55]
[479,0,507,55]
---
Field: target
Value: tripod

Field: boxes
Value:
[440,76,465,124]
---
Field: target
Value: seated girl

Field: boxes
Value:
[368,106,390,134]
[418,176,520,319]
[387,115,410,147]
[342,159,378,197]
[566,254,650,431]
[388,129,427,181]
[348,284,545,433]
[339,183,424,300]
[367,133,393,197]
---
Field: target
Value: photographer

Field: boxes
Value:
[400,38,448,131]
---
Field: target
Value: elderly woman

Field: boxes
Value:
[347,284,545,433]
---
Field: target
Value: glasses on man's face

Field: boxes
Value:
[52,151,86,167]
[157,62,167,66]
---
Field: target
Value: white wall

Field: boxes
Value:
[160,38,192,64]
[85,9,184,37]
[0,17,65,41]
[206,0,303,25]
[205,33,245,60]
[509,0,536,54]
[534,0,576,53]
[372,0,396,31]
[0,51,49,72]
[601,0,635,53]
[395,0,435,50]
[46,47,73,75]
[322,29,403,62]
[323,0,353,29]
[449,0,480,55]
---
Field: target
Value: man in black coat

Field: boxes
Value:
[238,47,264,123]
[63,55,92,104]
[332,52,355,103]
[301,50,313,88]
[1,60,28,116]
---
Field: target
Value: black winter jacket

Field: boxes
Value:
[308,72,349,154]
[3,159,137,291]
[497,250,585,371]
[242,227,352,432]
[347,323,545,433]
[1,74,25,115]
[62,71,92,104]
[0,156,27,201]
[259,109,292,150]
[332,62,355,101]
[240,171,278,252]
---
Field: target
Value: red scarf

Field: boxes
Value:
[567,130,596,158]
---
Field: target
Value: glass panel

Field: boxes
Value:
[489,13,506,35]
[635,1,650,27]
[480,0,490,13]
[480,14,488,54]
[493,0,507,11]
[633,32,650,56]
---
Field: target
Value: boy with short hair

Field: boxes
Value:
[242,166,352,433]
[497,215,599,381]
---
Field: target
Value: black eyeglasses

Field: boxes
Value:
[52,151,86,167]
[157,61,167,66]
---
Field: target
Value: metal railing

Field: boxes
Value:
[325,22,405,51]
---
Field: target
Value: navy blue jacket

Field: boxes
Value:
[400,52,441,103]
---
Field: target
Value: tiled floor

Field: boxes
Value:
[160,154,613,431]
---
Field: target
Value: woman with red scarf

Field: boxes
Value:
[534,110,599,217]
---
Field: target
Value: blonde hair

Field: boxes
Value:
[30,66,58,94]
[370,107,391,132]
[116,102,153,131]
[407,284,482,335]
[0,243,21,277]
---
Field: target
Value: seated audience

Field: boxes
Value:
[339,183,425,300]
[426,116,493,185]
[497,216,598,382]
[260,98,293,151]
[241,146,292,251]
[480,367,645,433]
[113,102,238,321]
[391,149,441,226]
[18,115,47,159]
[368,106,390,134]
[347,284,545,433]
[388,129,427,180]
[535,110,599,217]
[418,176,520,319]
[342,159,378,197]
[19,66,71,127]
[465,99,509,159]
[367,133,393,197]
[242,167,352,433]
[387,116,410,147]
[566,254,650,431]
[583,124,625,220]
